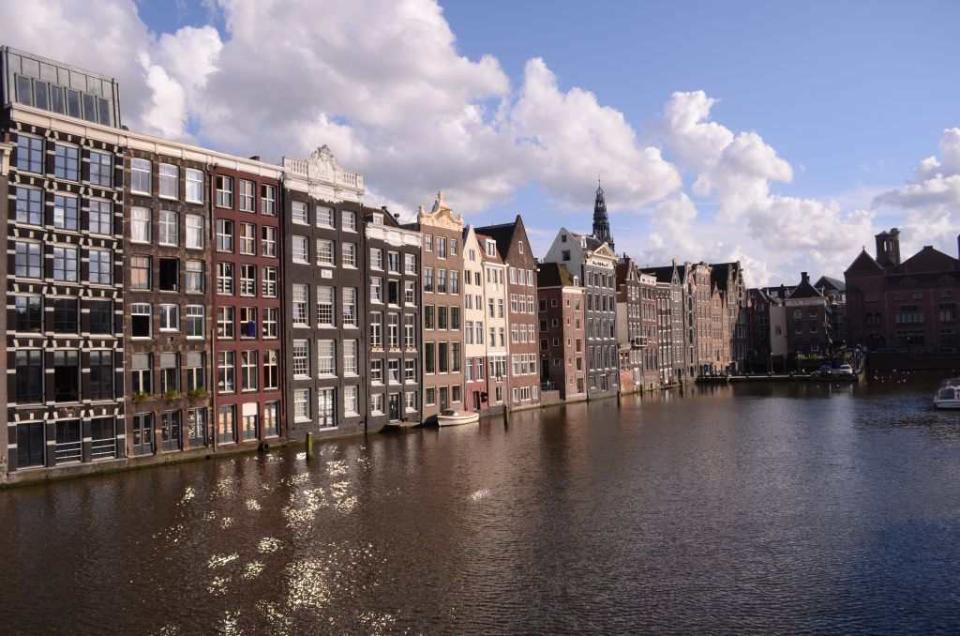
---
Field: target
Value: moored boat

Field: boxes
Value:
[437,409,480,427]
[933,378,960,410]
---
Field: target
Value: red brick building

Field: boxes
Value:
[845,229,960,354]
[537,262,586,401]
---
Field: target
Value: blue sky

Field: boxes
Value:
[10,0,959,283]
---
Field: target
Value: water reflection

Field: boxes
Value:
[2,379,960,634]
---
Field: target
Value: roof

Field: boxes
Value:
[537,262,577,288]
[476,232,503,264]
[815,276,845,292]
[894,245,960,275]
[845,249,885,276]
[788,276,823,300]
[474,217,519,260]
[641,265,679,284]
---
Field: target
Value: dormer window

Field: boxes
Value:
[485,240,496,257]
[373,213,383,225]
[518,242,524,254]
[561,234,567,243]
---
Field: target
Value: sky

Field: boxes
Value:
[5,0,960,285]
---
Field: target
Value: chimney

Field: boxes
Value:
[875,227,901,268]
[801,271,809,285]
[249,155,261,161]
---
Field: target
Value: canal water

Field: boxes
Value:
[3,380,960,634]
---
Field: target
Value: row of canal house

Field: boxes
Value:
[0,45,751,485]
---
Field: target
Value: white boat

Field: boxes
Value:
[934,379,960,410]
[436,409,480,427]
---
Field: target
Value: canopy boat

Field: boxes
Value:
[933,379,960,410]
[436,409,480,427]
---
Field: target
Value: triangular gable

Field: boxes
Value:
[895,246,959,275]
[845,250,884,275]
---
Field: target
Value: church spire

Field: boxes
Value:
[592,180,613,250]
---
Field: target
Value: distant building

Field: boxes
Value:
[616,256,658,393]
[784,272,834,359]
[479,232,509,410]
[744,288,772,372]
[538,262,586,401]
[462,226,488,411]
[845,228,960,354]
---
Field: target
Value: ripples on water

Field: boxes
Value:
[2,380,960,634]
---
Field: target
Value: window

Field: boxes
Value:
[425,305,435,330]
[217,306,235,338]
[131,353,152,395]
[343,242,357,267]
[424,235,433,252]
[316,239,334,266]
[242,403,258,440]
[15,186,43,225]
[388,359,400,384]
[451,343,461,373]
[15,134,44,173]
[89,249,112,285]
[263,350,279,390]
[263,307,279,339]
[371,277,383,303]
[218,406,236,444]
[159,164,179,199]
[151,258,177,293]
[294,389,310,422]
[240,264,256,297]
[371,392,384,414]
[185,214,204,249]
[130,303,152,338]
[388,314,400,348]
[449,239,458,256]
[159,353,179,394]
[343,288,357,326]
[240,306,258,338]
[15,350,44,403]
[370,313,382,348]
[131,207,151,243]
[344,340,358,375]
[218,351,236,393]
[261,185,276,215]
[318,339,336,376]
[159,210,179,246]
[388,280,400,305]
[52,298,78,333]
[317,388,333,426]
[292,284,309,326]
[262,266,278,297]
[292,201,309,225]
[292,340,310,378]
[371,360,384,383]
[239,179,255,212]
[53,350,80,402]
[185,168,204,203]
[159,304,179,331]
[186,407,208,445]
[217,262,234,295]
[311,286,333,326]
[404,359,417,382]
[262,226,277,257]
[342,210,357,232]
[404,280,416,305]
[405,391,417,412]
[54,194,79,230]
[131,158,152,194]
[424,267,433,292]
[425,387,436,406]
[54,144,79,181]
[89,199,112,235]
[15,295,43,333]
[185,260,204,293]
[53,246,79,282]
[316,205,333,228]
[216,175,234,208]
[15,242,42,278]
[292,236,308,263]
[160,411,182,451]
[216,219,234,252]
[55,420,82,463]
[241,351,259,391]
[425,342,436,374]
[132,413,154,455]
[370,248,384,270]
[437,237,446,258]
[404,314,416,348]
[438,270,447,293]
[185,305,205,338]
[344,386,359,416]
[450,271,460,294]
[405,253,417,275]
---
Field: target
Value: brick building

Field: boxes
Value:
[845,228,960,354]
[615,257,644,394]
[462,226,488,411]
[281,147,365,440]
[537,262,586,401]
[784,272,833,358]
[211,160,283,448]
[410,193,465,419]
